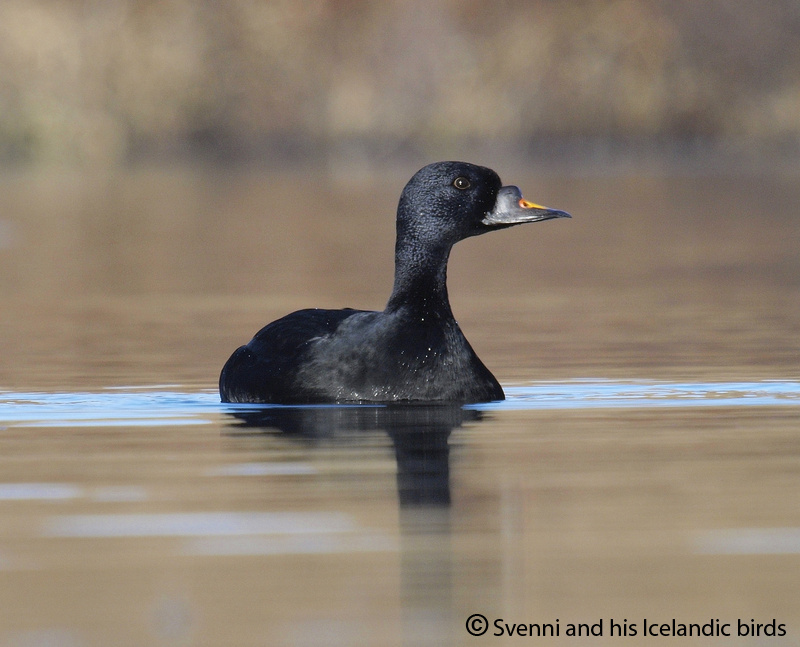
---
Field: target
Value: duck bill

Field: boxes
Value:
[482,185,571,226]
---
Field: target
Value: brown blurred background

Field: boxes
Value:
[1,0,799,169]
[1,0,799,390]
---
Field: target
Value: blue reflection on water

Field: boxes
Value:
[0,380,798,428]
[479,380,800,410]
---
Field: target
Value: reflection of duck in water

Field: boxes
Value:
[226,404,482,506]
[220,161,570,405]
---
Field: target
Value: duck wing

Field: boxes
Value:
[219,308,371,403]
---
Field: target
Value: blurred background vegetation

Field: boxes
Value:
[1,0,799,169]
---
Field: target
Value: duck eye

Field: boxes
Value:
[453,177,471,190]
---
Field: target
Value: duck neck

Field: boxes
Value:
[386,235,454,319]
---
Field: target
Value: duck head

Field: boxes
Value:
[396,161,570,247]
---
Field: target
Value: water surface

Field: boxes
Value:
[0,169,798,645]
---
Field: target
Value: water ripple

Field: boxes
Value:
[483,380,800,410]
[0,380,798,428]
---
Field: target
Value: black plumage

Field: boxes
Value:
[220,161,570,404]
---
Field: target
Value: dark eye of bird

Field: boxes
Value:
[453,177,471,190]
